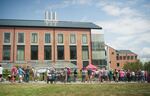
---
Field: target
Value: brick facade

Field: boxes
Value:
[0,27,91,69]
[107,45,138,70]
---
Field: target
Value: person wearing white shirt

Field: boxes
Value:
[0,65,3,82]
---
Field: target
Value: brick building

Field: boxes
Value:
[106,45,138,70]
[0,19,102,69]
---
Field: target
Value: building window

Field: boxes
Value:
[82,34,87,44]
[112,52,114,55]
[92,42,104,51]
[3,45,11,60]
[116,56,119,60]
[83,61,89,67]
[123,56,126,60]
[57,34,63,44]
[82,46,89,60]
[127,56,130,60]
[117,63,120,67]
[45,33,51,43]
[70,46,77,59]
[31,33,38,43]
[120,56,122,60]
[131,56,134,60]
[57,46,64,60]
[135,56,137,60]
[31,45,38,60]
[44,46,51,60]
[4,32,11,43]
[18,33,24,43]
[70,34,76,44]
[17,45,25,61]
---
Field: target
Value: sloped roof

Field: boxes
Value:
[116,50,137,55]
[0,19,102,29]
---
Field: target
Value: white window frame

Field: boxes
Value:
[69,33,77,45]
[57,33,64,45]
[17,32,25,45]
[82,34,88,45]
[3,32,11,45]
[30,32,39,45]
[44,32,52,45]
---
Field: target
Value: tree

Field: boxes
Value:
[144,61,150,73]
[123,60,143,72]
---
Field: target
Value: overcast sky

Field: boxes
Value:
[0,0,150,62]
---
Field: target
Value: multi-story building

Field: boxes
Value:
[106,45,138,70]
[0,19,102,70]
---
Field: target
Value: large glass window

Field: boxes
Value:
[4,32,10,43]
[57,46,64,60]
[3,45,11,60]
[70,46,77,59]
[82,46,89,60]
[17,45,24,61]
[18,33,24,43]
[31,33,38,43]
[70,34,76,44]
[31,45,38,60]
[58,34,63,44]
[44,46,51,60]
[82,34,87,44]
[45,33,51,43]
[92,42,104,51]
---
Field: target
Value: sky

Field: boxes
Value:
[0,0,150,62]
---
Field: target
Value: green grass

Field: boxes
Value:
[0,83,150,96]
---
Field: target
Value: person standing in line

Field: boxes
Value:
[87,68,92,83]
[114,69,119,82]
[31,67,36,81]
[11,65,18,83]
[0,65,3,82]
[18,66,25,83]
[25,66,30,82]
[73,69,78,82]
[82,67,87,83]
[64,67,68,83]
[98,68,103,82]
[109,69,113,82]
[67,68,71,82]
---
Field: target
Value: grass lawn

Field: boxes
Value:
[0,83,150,96]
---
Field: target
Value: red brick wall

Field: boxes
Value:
[0,27,91,69]
[108,46,138,70]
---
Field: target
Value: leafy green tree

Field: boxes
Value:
[123,60,143,71]
[144,61,150,73]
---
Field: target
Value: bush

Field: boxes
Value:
[123,60,143,71]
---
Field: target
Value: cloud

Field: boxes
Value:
[96,0,150,62]
[46,0,92,10]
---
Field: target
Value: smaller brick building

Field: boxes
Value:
[106,45,138,70]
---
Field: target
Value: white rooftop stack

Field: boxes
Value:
[45,11,57,24]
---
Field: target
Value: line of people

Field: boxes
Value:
[81,67,150,83]
[0,64,150,83]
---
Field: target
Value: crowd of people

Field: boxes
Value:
[0,64,150,84]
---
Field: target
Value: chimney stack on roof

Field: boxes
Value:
[45,11,57,23]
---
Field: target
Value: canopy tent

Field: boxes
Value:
[35,61,77,73]
[86,64,97,71]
